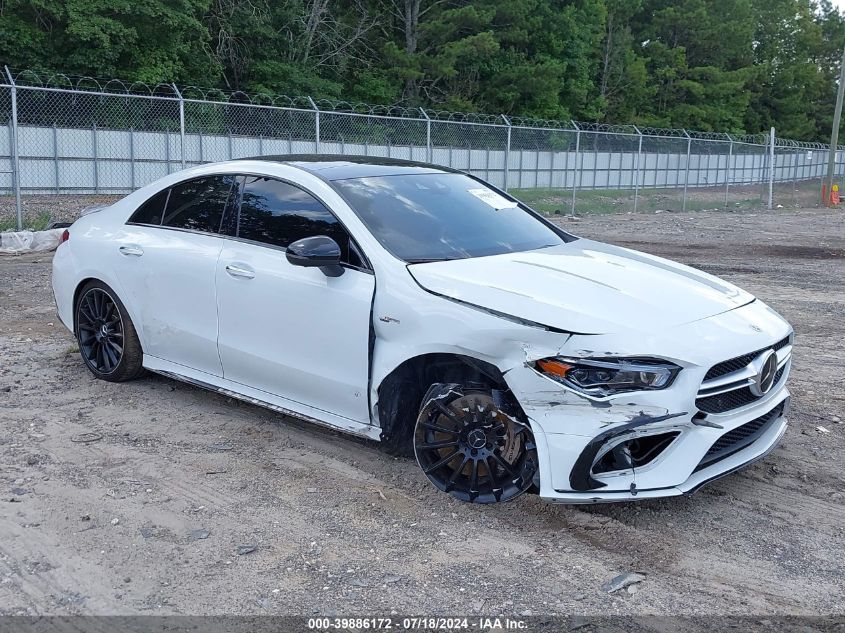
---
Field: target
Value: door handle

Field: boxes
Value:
[119,245,144,257]
[225,263,255,279]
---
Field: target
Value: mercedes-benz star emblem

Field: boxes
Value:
[749,349,778,397]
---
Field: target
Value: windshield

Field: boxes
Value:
[332,173,571,262]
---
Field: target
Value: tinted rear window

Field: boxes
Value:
[162,176,235,233]
[237,176,350,259]
[128,189,169,225]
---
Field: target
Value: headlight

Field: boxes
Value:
[534,357,680,397]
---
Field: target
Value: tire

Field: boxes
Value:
[75,280,145,382]
[413,384,538,503]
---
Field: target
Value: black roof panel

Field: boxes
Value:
[242,154,457,181]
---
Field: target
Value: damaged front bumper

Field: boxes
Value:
[502,300,792,504]
[524,393,788,503]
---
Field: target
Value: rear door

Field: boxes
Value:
[215,175,375,424]
[115,175,237,377]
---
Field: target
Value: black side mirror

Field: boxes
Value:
[286,235,344,277]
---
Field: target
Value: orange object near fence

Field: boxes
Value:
[821,183,841,206]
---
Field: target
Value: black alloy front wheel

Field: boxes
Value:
[413,386,538,503]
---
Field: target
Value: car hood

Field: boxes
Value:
[408,239,754,335]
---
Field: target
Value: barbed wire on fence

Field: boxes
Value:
[2,66,844,230]
[9,66,844,147]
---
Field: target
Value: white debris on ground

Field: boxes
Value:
[0,229,65,255]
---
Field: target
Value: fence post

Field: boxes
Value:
[4,66,22,231]
[172,83,186,168]
[165,129,171,173]
[486,146,491,182]
[724,134,733,209]
[129,127,136,190]
[571,121,580,215]
[308,97,320,154]
[682,129,692,212]
[420,108,432,163]
[759,135,767,202]
[501,115,511,191]
[633,125,643,213]
[92,124,99,193]
[53,124,59,194]
[768,127,775,209]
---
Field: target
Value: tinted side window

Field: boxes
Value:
[162,176,235,233]
[128,189,169,225]
[237,177,351,260]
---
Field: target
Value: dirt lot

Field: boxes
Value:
[1,206,844,616]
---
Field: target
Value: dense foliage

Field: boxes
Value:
[1,0,844,138]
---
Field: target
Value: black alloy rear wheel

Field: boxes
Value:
[75,281,144,382]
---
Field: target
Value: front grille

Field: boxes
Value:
[772,336,791,352]
[703,334,791,381]
[696,364,786,414]
[694,401,786,472]
[696,387,758,413]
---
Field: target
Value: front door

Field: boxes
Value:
[215,175,375,424]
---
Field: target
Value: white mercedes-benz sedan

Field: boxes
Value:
[52,156,793,504]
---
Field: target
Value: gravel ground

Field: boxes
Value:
[0,205,843,616]
[0,195,123,229]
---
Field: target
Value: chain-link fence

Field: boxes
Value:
[2,67,844,230]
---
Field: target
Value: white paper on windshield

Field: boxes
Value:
[467,188,518,209]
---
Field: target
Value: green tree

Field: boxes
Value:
[627,0,755,130]
[596,0,651,122]
[0,0,212,83]
[743,0,826,138]
[2,0,845,140]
